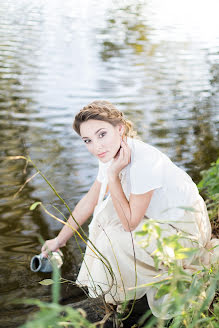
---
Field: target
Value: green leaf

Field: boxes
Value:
[157,239,163,252]
[154,224,161,237]
[39,279,54,286]
[175,248,198,259]
[177,206,198,213]
[153,255,160,271]
[142,224,149,232]
[155,283,171,299]
[163,235,181,249]
[176,280,187,293]
[30,202,41,211]
[135,231,147,236]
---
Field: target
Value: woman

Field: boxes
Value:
[41,100,218,319]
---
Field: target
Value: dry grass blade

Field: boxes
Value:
[13,172,39,198]
[93,311,114,327]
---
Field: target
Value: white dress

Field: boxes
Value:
[76,137,219,319]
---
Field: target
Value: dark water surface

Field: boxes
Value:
[0,0,219,326]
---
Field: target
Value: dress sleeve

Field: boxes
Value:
[96,160,105,183]
[130,149,163,194]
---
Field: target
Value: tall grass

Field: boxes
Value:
[18,262,95,328]
[198,157,219,233]
[6,155,219,328]
[134,219,219,328]
[134,157,219,328]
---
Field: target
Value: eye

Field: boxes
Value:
[83,139,91,144]
[99,132,106,138]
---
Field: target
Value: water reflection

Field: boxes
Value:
[99,2,151,61]
[96,0,219,177]
[0,0,218,326]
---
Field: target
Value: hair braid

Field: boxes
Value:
[73,100,137,138]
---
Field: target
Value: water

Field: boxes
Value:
[0,0,219,326]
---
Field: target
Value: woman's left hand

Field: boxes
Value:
[108,140,131,178]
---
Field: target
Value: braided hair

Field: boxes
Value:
[73,100,137,138]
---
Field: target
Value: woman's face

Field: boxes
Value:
[80,119,124,162]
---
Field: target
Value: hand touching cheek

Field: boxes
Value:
[108,140,131,178]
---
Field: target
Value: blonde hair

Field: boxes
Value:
[73,100,137,138]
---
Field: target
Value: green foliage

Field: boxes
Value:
[30,201,42,211]
[19,260,94,328]
[39,279,54,286]
[19,300,94,328]
[198,157,219,221]
[135,221,219,327]
[10,155,116,327]
[136,220,199,269]
[13,155,219,328]
[136,159,219,327]
[198,158,219,198]
[52,262,60,304]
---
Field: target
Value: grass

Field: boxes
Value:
[6,155,219,328]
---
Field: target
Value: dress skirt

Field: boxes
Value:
[76,194,219,319]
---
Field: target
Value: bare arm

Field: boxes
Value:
[108,174,154,231]
[108,139,154,231]
[41,179,101,255]
[57,179,101,246]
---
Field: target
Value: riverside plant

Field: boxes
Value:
[18,257,95,328]
[6,155,219,328]
[133,157,219,327]
[134,219,219,328]
[8,155,137,327]
[198,157,219,229]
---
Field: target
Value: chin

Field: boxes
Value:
[96,147,119,163]
[97,152,114,163]
[99,156,112,163]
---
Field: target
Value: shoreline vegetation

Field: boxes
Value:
[7,155,218,328]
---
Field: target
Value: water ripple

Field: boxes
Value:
[0,0,219,325]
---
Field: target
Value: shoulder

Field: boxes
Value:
[127,137,167,167]
[127,138,165,193]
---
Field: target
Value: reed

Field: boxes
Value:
[6,155,218,328]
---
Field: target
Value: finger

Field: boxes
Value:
[114,148,121,159]
[41,243,50,256]
[127,146,131,162]
[124,149,131,165]
[122,139,127,144]
[120,141,126,154]
[121,140,129,153]
[57,248,63,256]
[121,140,126,147]
[41,249,47,258]
[121,142,129,159]
[124,142,131,154]
[41,244,49,257]
[122,141,131,162]
[41,242,48,252]
[41,251,48,258]
[119,147,124,160]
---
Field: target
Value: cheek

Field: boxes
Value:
[110,134,121,151]
[114,132,121,144]
[85,143,94,153]
[106,134,119,147]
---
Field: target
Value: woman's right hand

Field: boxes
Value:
[41,238,60,257]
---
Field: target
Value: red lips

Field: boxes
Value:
[98,152,107,158]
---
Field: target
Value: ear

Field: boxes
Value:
[118,123,125,136]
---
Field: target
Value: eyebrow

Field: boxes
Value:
[82,128,105,139]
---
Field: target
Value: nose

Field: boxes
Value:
[93,139,104,153]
